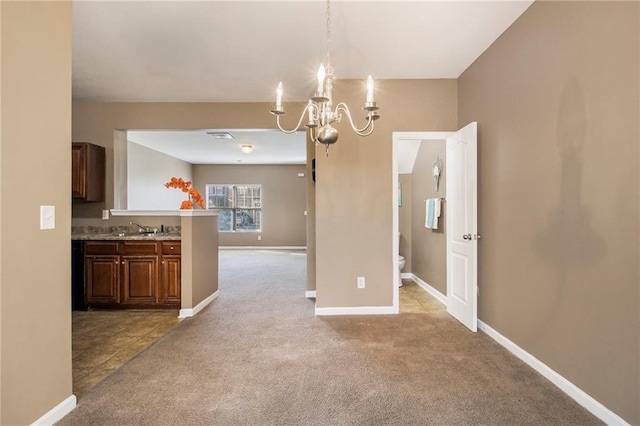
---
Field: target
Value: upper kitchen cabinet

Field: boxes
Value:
[72,142,105,202]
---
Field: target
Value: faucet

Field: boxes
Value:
[130,222,152,233]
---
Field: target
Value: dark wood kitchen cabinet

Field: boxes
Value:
[160,242,181,305]
[85,255,120,305]
[72,142,105,202]
[85,241,120,305]
[120,241,160,306]
[84,240,180,309]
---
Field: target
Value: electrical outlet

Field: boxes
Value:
[102,209,110,220]
[357,276,365,289]
[258,235,262,241]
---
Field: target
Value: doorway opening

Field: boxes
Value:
[392,132,452,314]
[392,124,478,331]
[73,128,308,397]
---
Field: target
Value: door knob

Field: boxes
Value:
[463,234,472,240]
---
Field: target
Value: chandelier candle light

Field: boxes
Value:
[270,0,380,156]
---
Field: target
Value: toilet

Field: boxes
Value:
[398,232,406,287]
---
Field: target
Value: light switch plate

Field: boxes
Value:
[102,209,110,220]
[40,205,55,230]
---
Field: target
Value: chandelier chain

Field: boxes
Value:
[269,0,379,157]
[325,0,331,71]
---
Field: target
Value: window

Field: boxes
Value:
[206,184,262,232]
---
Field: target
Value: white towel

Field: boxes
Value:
[425,198,441,229]
[425,199,434,228]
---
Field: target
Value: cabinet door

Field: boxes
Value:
[161,256,181,305]
[72,142,105,202]
[86,255,120,304]
[71,144,86,199]
[121,256,159,305]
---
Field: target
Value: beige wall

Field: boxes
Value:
[0,2,4,418]
[410,140,446,294]
[72,102,299,219]
[72,82,457,309]
[398,174,412,272]
[458,1,639,423]
[127,141,193,210]
[306,136,316,292]
[1,2,73,424]
[193,164,306,247]
[181,215,219,308]
[315,79,457,308]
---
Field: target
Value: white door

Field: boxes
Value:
[446,122,478,332]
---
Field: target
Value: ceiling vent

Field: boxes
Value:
[206,131,235,140]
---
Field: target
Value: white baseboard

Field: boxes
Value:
[219,246,306,250]
[478,320,629,426]
[401,272,412,279]
[305,290,316,298]
[410,273,447,306]
[31,395,76,425]
[315,306,395,316]
[179,290,219,318]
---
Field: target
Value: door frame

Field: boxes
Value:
[392,131,453,313]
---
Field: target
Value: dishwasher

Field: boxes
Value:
[72,240,89,310]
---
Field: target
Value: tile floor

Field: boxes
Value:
[72,310,182,397]
[399,279,446,313]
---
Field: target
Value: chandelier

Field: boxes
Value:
[270,0,380,156]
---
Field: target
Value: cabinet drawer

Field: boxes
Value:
[85,241,119,255]
[161,242,181,255]
[122,241,159,255]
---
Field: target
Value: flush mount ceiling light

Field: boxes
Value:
[240,144,253,154]
[270,0,380,157]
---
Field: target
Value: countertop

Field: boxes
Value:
[72,233,181,241]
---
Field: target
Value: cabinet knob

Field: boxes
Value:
[170,246,174,250]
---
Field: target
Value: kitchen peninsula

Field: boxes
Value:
[73,210,219,318]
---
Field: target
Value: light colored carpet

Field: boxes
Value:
[59,249,601,425]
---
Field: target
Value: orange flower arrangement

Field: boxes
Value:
[164,177,205,209]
